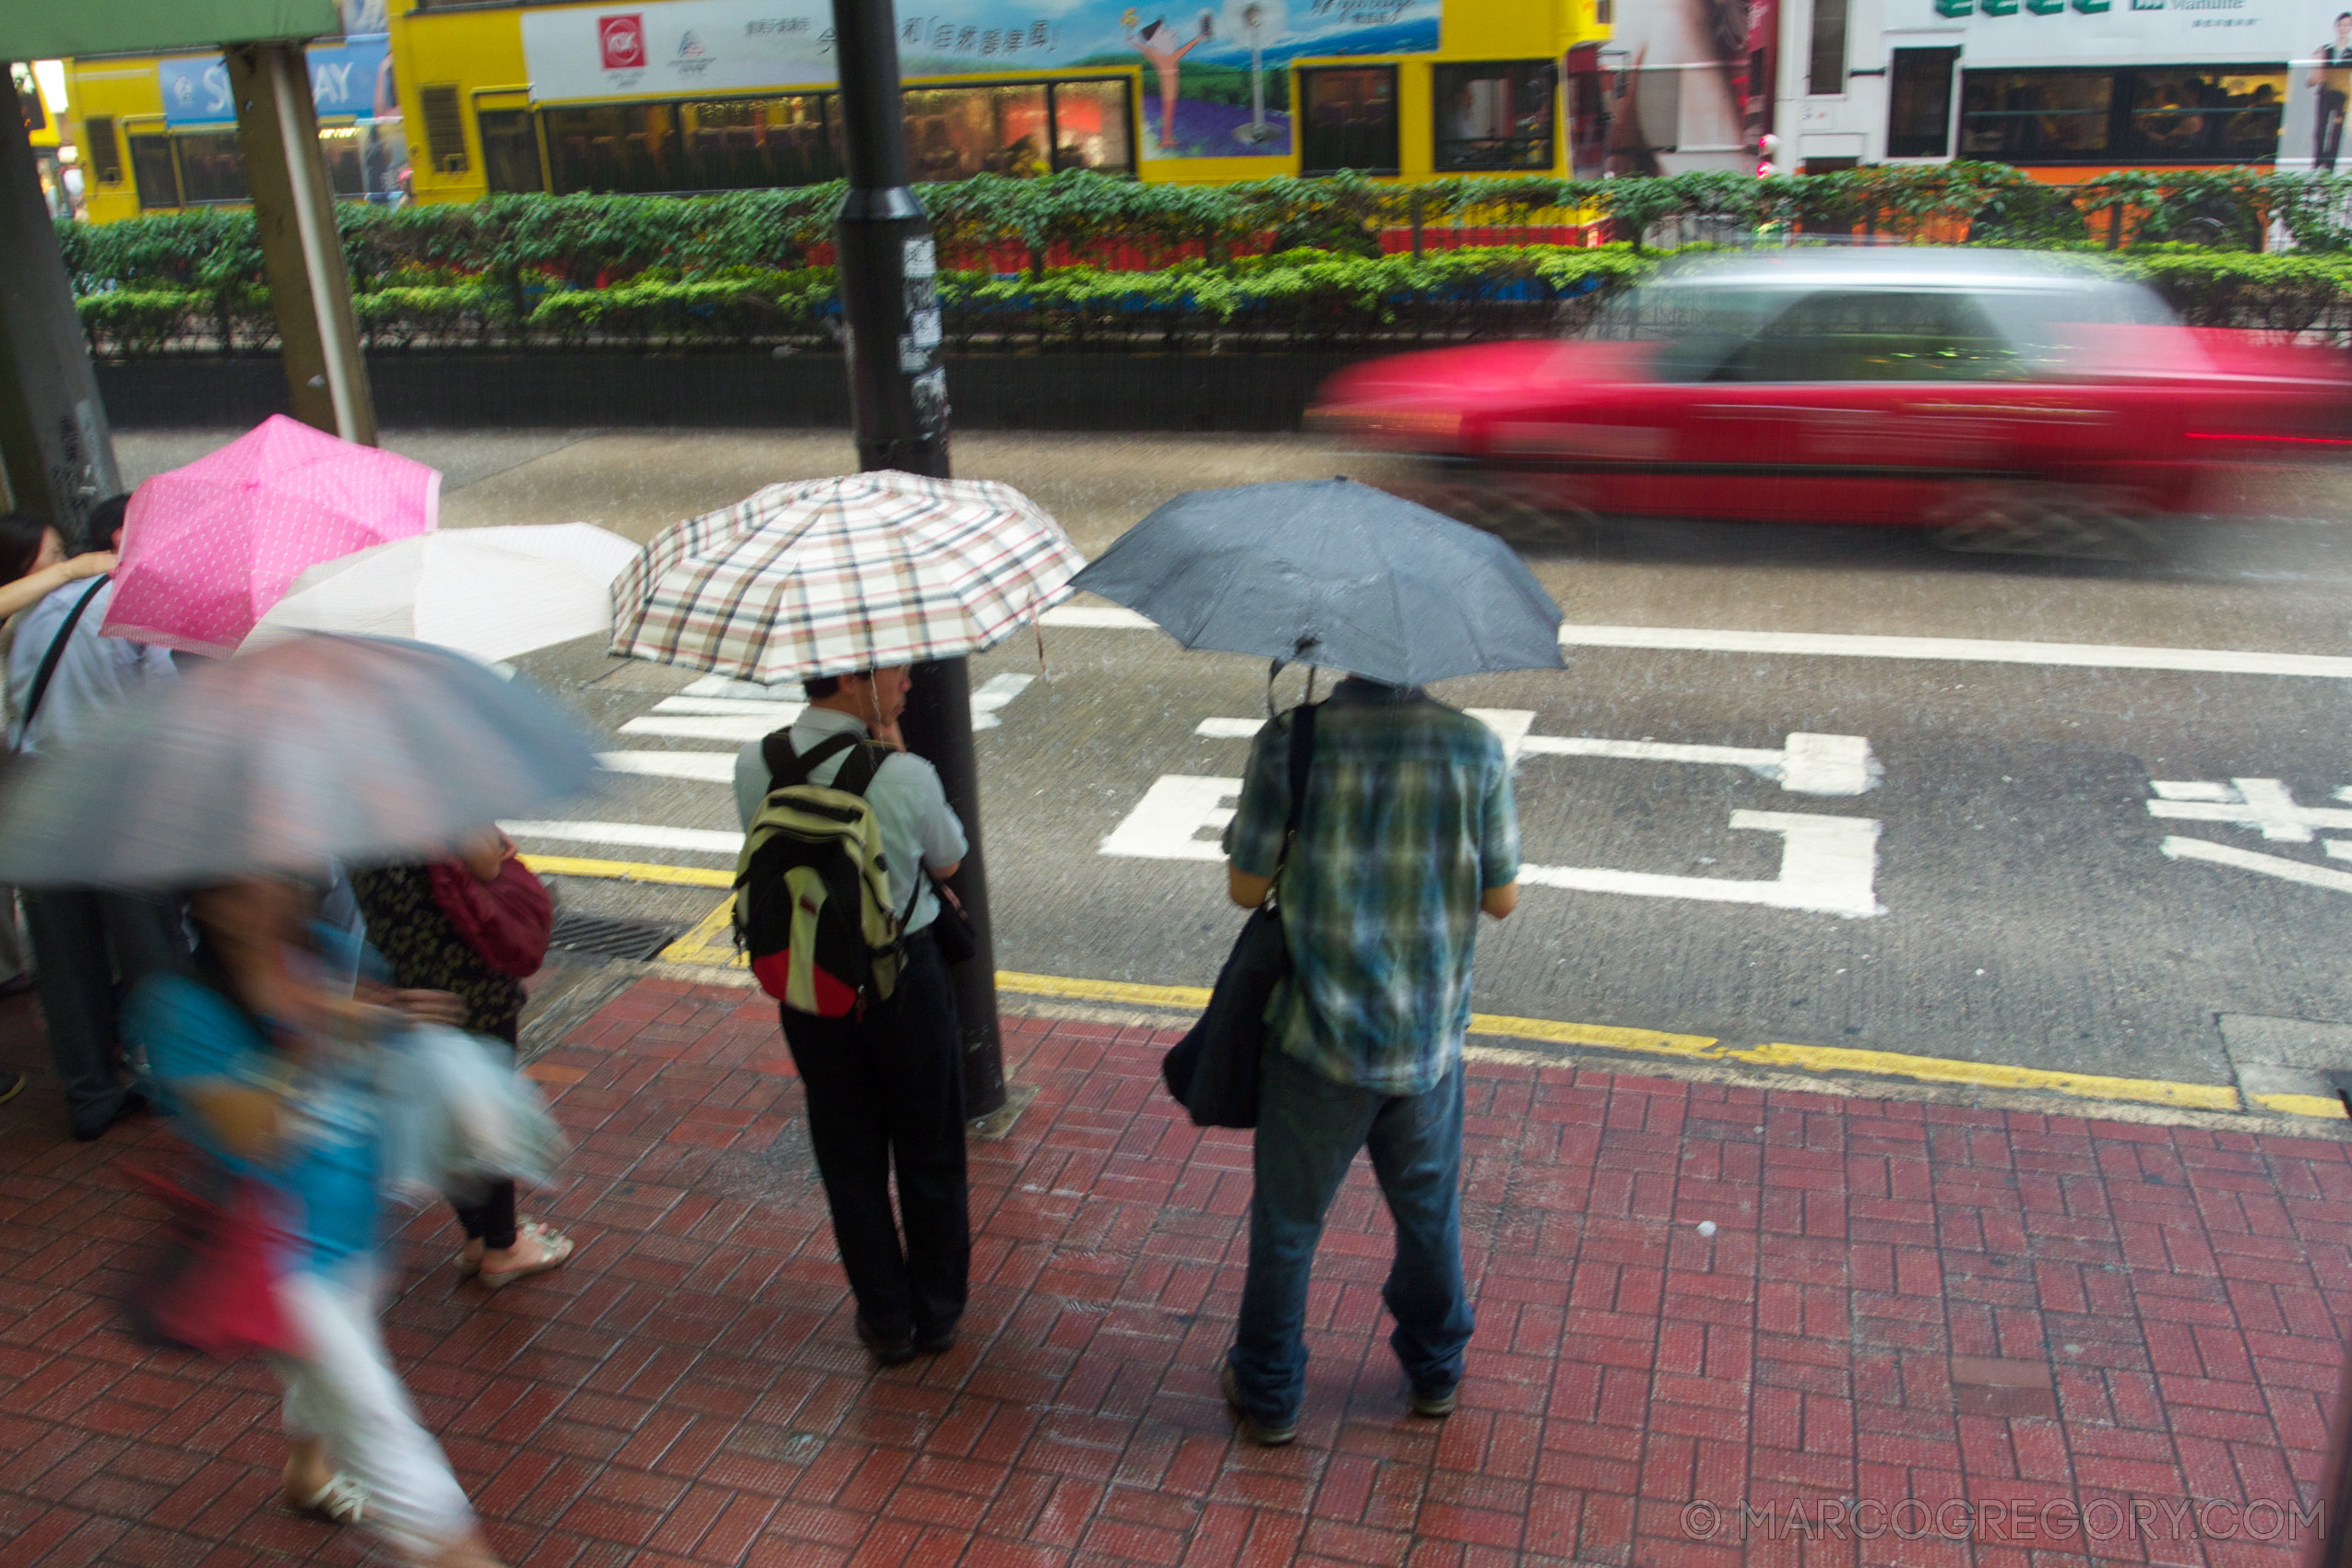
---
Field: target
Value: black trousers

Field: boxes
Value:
[22,889,186,1137]
[778,931,968,1340]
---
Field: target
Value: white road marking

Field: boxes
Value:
[599,751,738,783]
[1042,606,1159,630]
[683,674,791,697]
[1521,813,1885,918]
[1467,708,1535,766]
[1198,717,1876,796]
[1194,709,1537,762]
[502,820,742,855]
[621,714,785,742]
[653,696,804,719]
[1100,777,1239,861]
[2146,778,2352,842]
[1557,624,2352,680]
[2164,835,2352,895]
[1044,606,2352,680]
[972,672,1035,731]
[1099,776,1885,915]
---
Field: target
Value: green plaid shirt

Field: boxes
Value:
[1223,681,1520,1096]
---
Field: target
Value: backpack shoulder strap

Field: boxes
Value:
[761,729,860,791]
[17,575,108,751]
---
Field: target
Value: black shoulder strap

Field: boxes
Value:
[17,575,108,751]
[1283,703,1317,837]
[1270,702,1318,882]
[761,729,885,798]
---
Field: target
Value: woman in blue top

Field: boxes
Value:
[129,876,504,1568]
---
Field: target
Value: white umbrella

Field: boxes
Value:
[244,523,640,663]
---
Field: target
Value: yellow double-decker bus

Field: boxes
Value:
[69,0,1609,221]
[67,30,410,223]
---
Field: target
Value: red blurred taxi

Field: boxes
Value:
[1310,249,2352,546]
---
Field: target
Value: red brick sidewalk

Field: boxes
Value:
[4,976,2350,1568]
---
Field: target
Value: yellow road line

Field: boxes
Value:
[660,895,745,967]
[2251,1091,2349,1120]
[521,854,733,889]
[529,863,2302,1120]
[1726,1041,2240,1112]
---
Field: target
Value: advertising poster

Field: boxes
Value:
[1601,0,1775,173]
[158,33,394,126]
[521,0,1441,160]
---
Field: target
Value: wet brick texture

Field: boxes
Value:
[3,977,2349,1568]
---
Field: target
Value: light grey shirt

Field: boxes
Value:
[733,707,968,932]
[8,579,176,754]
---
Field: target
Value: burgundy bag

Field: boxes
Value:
[428,855,553,979]
[122,1164,302,1361]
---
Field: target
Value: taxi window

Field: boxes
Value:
[1716,291,2027,383]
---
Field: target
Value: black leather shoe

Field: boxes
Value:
[74,1089,147,1143]
[0,1071,22,1106]
[855,1317,918,1366]
[913,1325,958,1356]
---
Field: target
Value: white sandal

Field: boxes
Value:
[477,1220,576,1290]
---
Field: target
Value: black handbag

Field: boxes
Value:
[1160,702,1316,1130]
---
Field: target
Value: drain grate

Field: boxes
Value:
[547,910,690,962]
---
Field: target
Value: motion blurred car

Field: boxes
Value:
[1309,249,2352,551]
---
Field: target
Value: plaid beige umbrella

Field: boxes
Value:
[609,470,1085,683]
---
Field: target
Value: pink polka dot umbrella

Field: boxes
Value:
[101,415,442,658]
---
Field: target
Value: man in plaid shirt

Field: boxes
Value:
[1218,676,1521,1444]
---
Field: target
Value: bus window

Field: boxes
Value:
[544,104,681,195]
[1049,80,1134,172]
[1300,65,1398,174]
[177,133,251,204]
[1432,61,1556,171]
[85,116,125,184]
[479,110,544,193]
[680,94,835,189]
[905,84,1049,180]
[317,126,367,197]
[129,134,183,208]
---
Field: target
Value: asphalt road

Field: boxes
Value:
[114,428,2352,1103]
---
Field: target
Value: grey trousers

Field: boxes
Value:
[22,889,186,1136]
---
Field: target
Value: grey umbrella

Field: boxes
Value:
[1067,480,1566,686]
[0,635,599,888]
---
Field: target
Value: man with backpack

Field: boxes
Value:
[732,665,970,1365]
[9,495,186,1141]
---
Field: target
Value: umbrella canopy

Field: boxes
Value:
[0,636,597,888]
[104,415,441,658]
[1068,479,1566,687]
[610,470,1083,683]
[244,523,639,663]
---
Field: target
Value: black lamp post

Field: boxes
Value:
[826,0,1005,1120]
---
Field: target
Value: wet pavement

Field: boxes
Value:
[1,973,2347,1568]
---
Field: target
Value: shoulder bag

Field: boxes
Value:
[1158,702,1316,1130]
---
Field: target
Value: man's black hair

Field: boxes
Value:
[804,674,843,700]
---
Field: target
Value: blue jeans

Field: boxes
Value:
[1227,1047,1474,1428]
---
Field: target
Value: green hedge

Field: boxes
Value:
[59,165,2352,307]
[66,189,2352,357]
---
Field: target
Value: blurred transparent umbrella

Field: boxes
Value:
[0,636,597,888]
